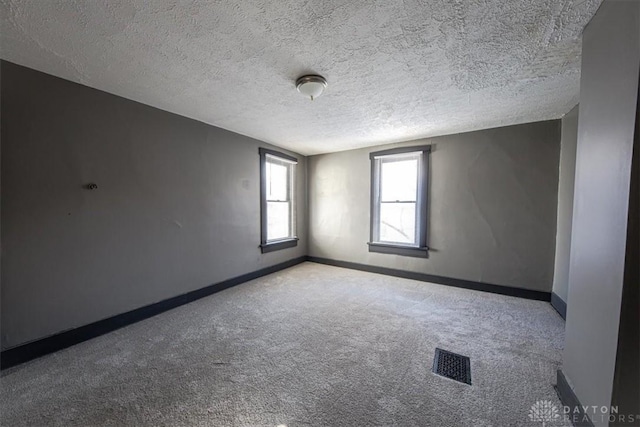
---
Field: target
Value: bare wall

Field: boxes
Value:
[0,61,307,350]
[562,0,640,423]
[308,121,560,291]
[552,104,579,304]
[611,85,639,423]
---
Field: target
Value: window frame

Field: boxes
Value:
[259,147,299,253]
[368,145,431,258]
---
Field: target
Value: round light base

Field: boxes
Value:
[296,75,327,101]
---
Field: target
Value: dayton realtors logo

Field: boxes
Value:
[528,400,638,425]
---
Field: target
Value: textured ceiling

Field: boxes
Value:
[1,0,601,155]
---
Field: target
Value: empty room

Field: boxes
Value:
[0,0,638,426]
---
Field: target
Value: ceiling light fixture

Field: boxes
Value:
[296,75,327,101]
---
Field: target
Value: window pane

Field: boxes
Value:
[267,201,290,240]
[379,202,416,244]
[266,161,288,201]
[381,158,418,202]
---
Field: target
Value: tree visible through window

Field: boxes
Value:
[369,146,430,257]
[259,148,298,253]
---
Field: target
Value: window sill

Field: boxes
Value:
[367,242,429,258]
[260,238,299,254]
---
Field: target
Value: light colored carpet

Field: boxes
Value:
[0,262,568,426]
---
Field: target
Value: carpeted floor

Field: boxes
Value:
[0,262,568,426]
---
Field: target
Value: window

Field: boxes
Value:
[369,146,430,257]
[259,148,298,253]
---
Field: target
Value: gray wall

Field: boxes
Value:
[611,92,639,423]
[0,61,307,350]
[552,104,579,304]
[562,0,640,424]
[308,121,560,291]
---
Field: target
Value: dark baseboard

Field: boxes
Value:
[551,292,567,319]
[556,369,595,427]
[306,256,551,301]
[0,256,307,370]
[1,255,553,370]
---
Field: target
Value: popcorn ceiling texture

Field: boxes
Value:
[0,0,601,155]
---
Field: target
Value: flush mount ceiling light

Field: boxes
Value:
[296,75,327,101]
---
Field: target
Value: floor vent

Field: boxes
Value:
[432,348,471,385]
